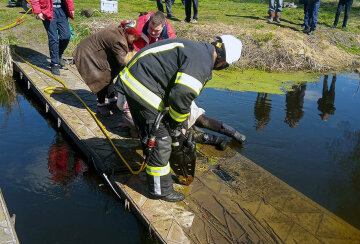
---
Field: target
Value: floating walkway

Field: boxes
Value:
[12,47,360,243]
[0,189,18,244]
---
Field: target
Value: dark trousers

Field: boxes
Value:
[126,96,173,197]
[185,0,198,21]
[334,0,353,27]
[304,1,320,31]
[43,7,71,66]
[97,82,115,104]
[157,0,173,15]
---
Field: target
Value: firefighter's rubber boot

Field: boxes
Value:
[202,133,227,151]
[151,190,185,202]
[219,123,246,144]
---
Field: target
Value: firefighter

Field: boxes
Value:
[114,35,242,202]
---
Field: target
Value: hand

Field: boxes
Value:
[37,13,45,20]
[70,10,75,18]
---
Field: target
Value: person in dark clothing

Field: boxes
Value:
[333,0,353,28]
[157,0,175,18]
[114,35,242,202]
[254,93,271,131]
[318,75,336,121]
[303,0,321,35]
[284,84,306,128]
[183,0,198,23]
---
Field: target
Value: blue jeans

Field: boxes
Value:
[269,0,283,12]
[304,1,320,31]
[43,8,71,65]
[334,0,353,27]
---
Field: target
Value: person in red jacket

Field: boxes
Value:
[132,11,176,51]
[30,0,75,75]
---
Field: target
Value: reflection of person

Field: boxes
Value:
[30,0,75,75]
[132,11,176,51]
[318,75,336,121]
[72,21,142,116]
[333,0,354,28]
[284,84,306,128]
[48,136,86,187]
[254,93,271,131]
[114,35,242,202]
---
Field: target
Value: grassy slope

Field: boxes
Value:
[0,0,359,93]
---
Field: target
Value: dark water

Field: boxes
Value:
[0,73,359,243]
[196,73,360,229]
[0,80,152,244]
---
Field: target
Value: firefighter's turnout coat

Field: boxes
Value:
[115,38,214,196]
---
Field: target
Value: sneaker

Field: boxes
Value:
[307,30,315,35]
[331,24,337,28]
[167,13,175,18]
[275,18,281,23]
[51,64,60,75]
[150,190,185,202]
[59,58,66,67]
[97,104,111,116]
[303,27,310,33]
[192,19,198,23]
[267,18,273,23]
[181,19,191,23]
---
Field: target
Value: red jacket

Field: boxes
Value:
[30,0,75,21]
[132,11,176,51]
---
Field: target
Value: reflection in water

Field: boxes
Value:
[318,75,336,121]
[254,93,271,131]
[0,77,22,128]
[327,123,360,228]
[48,133,87,190]
[284,83,306,128]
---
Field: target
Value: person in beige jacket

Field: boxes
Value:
[72,20,142,116]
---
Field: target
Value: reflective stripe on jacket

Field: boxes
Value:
[115,38,214,125]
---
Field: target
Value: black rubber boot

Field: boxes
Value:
[202,133,227,151]
[150,190,185,202]
[219,123,246,144]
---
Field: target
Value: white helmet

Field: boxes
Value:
[220,35,242,65]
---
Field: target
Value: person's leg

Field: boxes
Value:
[343,0,353,28]
[164,0,174,17]
[268,0,275,22]
[184,0,191,22]
[275,0,283,22]
[333,1,344,27]
[303,3,311,31]
[43,12,60,66]
[156,0,164,12]
[56,8,71,66]
[310,1,321,32]
[193,129,227,151]
[192,0,198,21]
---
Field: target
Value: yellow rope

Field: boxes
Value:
[13,51,147,174]
[0,8,32,31]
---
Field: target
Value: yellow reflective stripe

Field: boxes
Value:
[128,42,185,69]
[169,106,189,122]
[120,67,164,110]
[175,72,203,95]
[146,163,170,176]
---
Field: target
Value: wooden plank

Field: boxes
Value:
[12,48,360,244]
[0,188,19,244]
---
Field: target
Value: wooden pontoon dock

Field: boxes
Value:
[12,47,360,244]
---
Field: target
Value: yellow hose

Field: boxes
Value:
[0,8,32,31]
[13,51,146,174]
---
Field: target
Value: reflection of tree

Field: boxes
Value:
[318,75,336,121]
[47,133,86,189]
[327,123,360,229]
[254,93,271,131]
[0,77,22,128]
[284,83,306,128]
